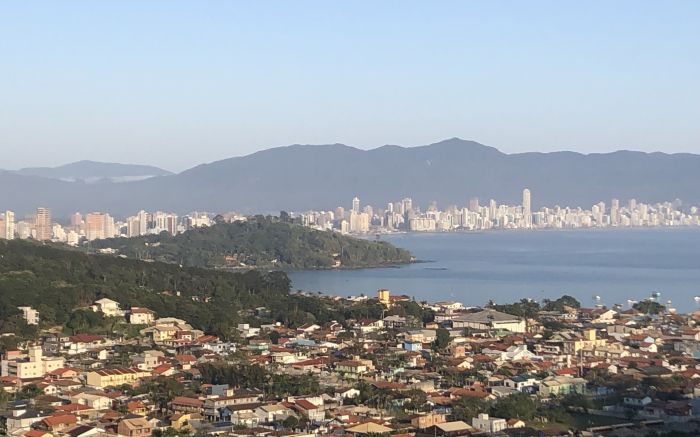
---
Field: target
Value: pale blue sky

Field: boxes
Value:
[1,1,698,171]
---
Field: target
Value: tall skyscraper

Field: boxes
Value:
[137,210,149,236]
[469,197,480,212]
[401,198,413,214]
[522,188,532,227]
[86,212,106,241]
[352,197,360,213]
[127,216,141,237]
[165,214,178,236]
[35,207,52,241]
[611,198,620,226]
[4,210,15,240]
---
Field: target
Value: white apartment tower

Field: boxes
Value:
[352,197,360,214]
[611,198,620,225]
[3,211,15,239]
[522,188,532,227]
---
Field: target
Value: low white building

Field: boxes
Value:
[1,346,65,379]
[472,413,507,433]
[18,307,39,325]
[128,307,155,325]
[92,298,124,317]
[452,309,526,333]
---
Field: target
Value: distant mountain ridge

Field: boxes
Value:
[11,160,172,183]
[2,138,700,217]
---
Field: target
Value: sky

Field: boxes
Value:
[1,1,699,172]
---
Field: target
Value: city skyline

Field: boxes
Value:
[3,189,699,244]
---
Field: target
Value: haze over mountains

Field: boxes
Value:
[11,160,172,183]
[3,138,700,218]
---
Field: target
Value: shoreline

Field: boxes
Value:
[351,224,700,239]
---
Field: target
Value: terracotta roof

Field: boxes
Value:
[130,307,154,314]
[295,399,318,410]
[55,403,91,412]
[93,368,143,377]
[153,364,172,375]
[175,354,197,363]
[172,396,204,408]
[43,414,78,427]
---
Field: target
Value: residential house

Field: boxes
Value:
[117,417,152,437]
[92,298,123,317]
[86,368,151,389]
[1,346,65,379]
[472,413,507,433]
[538,376,587,397]
[127,308,155,325]
[424,421,474,437]
[452,309,526,333]
[294,399,325,422]
[171,396,205,414]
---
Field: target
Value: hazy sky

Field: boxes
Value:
[1,1,698,171]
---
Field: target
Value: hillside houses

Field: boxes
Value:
[4,290,700,436]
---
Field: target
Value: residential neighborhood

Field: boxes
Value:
[3,291,700,437]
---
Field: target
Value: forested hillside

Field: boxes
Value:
[90,216,411,269]
[0,239,389,342]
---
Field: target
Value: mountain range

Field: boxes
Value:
[11,160,172,183]
[2,138,700,218]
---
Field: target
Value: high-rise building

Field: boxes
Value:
[348,211,369,233]
[137,210,149,236]
[70,212,83,227]
[469,197,480,212]
[165,214,178,236]
[401,198,413,215]
[3,210,15,240]
[86,212,106,241]
[489,199,497,220]
[127,216,141,237]
[522,188,532,227]
[611,198,620,226]
[35,207,52,241]
[352,197,360,214]
[104,214,116,238]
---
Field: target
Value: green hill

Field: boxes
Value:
[90,216,412,269]
[0,239,388,343]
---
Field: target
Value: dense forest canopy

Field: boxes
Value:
[0,239,391,342]
[90,216,412,269]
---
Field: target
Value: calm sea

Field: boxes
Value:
[289,228,700,313]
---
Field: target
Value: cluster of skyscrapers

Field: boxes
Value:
[298,189,700,234]
[2,190,699,244]
[0,208,223,245]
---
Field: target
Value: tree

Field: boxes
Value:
[279,211,291,223]
[490,299,540,319]
[491,393,538,420]
[560,392,593,413]
[282,416,299,429]
[633,300,665,315]
[17,384,42,400]
[543,295,581,312]
[434,328,451,350]
[403,389,429,412]
[452,396,489,421]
